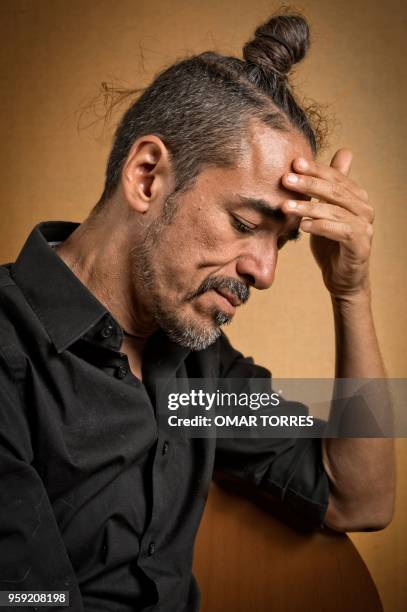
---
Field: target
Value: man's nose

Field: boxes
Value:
[235,247,277,290]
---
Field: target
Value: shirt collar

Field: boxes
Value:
[11,221,109,353]
[10,221,192,372]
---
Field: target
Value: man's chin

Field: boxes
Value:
[166,325,221,351]
[159,311,231,351]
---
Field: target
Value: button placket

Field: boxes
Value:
[116,364,128,379]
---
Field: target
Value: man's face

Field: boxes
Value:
[132,124,313,350]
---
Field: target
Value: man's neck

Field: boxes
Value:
[54,212,158,344]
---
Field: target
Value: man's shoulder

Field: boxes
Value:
[0,264,29,373]
[0,263,23,318]
[0,264,20,328]
[0,263,15,289]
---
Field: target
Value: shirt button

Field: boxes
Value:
[162,440,169,455]
[116,365,128,379]
[100,324,113,338]
[148,542,155,556]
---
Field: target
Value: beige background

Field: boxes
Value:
[0,0,405,610]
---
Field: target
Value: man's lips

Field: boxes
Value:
[214,288,241,307]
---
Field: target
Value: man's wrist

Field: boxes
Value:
[330,285,372,311]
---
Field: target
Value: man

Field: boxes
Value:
[0,11,395,612]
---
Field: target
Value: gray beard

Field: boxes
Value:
[154,314,224,351]
[131,210,233,352]
[151,307,233,351]
[138,263,232,351]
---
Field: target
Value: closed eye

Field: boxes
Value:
[231,215,256,235]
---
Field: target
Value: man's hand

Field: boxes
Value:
[282,149,374,300]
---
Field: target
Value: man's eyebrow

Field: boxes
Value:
[236,195,287,222]
[236,196,301,241]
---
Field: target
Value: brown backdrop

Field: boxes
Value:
[0,1,405,610]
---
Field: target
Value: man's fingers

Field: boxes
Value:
[292,156,368,202]
[300,217,374,252]
[282,174,374,221]
[283,200,350,222]
[330,148,353,176]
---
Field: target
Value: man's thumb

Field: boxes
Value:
[330,148,353,176]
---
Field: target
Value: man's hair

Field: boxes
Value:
[94,11,326,211]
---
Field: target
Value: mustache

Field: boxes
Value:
[189,275,250,304]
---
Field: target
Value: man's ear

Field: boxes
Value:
[121,135,173,213]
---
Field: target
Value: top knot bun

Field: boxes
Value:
[243,13,310,77]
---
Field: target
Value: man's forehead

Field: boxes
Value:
[239,121,314,177]
[180,125,313,208]
[229,125,313,205]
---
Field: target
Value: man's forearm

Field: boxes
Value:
[331,288,385,378]
[322,288,395,532]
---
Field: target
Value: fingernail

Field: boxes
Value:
[297,158,308,169]
[287,200,297,208]
[287,173,299,183]
[301,220,312,230]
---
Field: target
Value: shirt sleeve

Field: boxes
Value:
[214,333,330,529]
[0,346,84,609]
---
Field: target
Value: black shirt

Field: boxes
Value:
[0,222,329,611]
